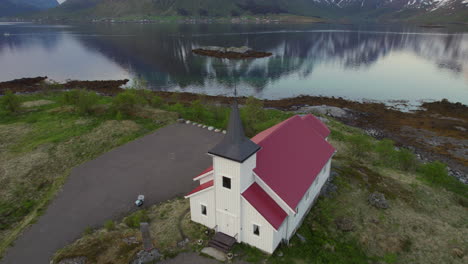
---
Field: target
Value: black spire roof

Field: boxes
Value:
[208,100,260,163]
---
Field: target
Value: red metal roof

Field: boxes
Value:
[242,183,287,230]
[193,166,213,179]
[252,115,335,211]
[301,114,330,138]
[185,180,214,197]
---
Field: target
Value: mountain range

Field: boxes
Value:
[3,0,468,22]
[0,0,59,17]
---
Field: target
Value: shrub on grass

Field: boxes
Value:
[170,92,180,104]
[111,89,144,116]
[417,161,468,197]
[417,161,447,184]
[375,139,396,165]
[61,90,99,115]
[374,139,417,171]
[330,129,346,141]
[242,96,267,136]
[84,226,94,235]
[124,210,149,228]
[104,220,115,231]
[395,148,417,171]
[151,95,164,108]
[347,134,373,158]
[1,90,21,113]
[190,99,206,122]
[76,91,99,115]
[62,90,79,105]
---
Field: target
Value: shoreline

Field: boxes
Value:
[1,77,466,182]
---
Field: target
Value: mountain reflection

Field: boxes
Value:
[72,24,468,91]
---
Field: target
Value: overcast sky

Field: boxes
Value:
[57,0,67,4]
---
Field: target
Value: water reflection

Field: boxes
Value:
[0,23,467,104]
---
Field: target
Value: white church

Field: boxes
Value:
[185,101,335,254]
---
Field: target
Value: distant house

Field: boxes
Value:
[185,101,335,254]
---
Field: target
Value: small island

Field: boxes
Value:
[192,46,272,59]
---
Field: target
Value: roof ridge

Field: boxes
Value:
[255,115,300,144]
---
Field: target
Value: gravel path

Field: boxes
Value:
[1,123,223,264]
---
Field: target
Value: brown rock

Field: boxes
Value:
[452,248,464,258]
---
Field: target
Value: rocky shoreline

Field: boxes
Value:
[1,77,466,183]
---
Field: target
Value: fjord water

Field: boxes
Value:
[1,22,467,106]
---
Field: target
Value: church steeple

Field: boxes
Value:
[208,99,260,163]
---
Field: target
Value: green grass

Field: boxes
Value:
[417,161,468,198]
[0,91,175,258]
[161,96,292,137]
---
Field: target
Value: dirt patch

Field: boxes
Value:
[133,107,179,124]
[21,100,54,108]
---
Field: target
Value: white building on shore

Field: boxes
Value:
[185,101,335,254]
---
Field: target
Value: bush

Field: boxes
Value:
[104,220,115,231]
[395,148,417,171]
[347,134,373,158]
[1,90,21,113]
[61,90,99,115]
[190,99,206,122]
[84,226,94,236]
[417,161,468,197]
[62,90,80,105]
[111,89,144,116]
[418,161,448,184]
[76,91,99,115]
[170,92,180,104]
[330,129,346,141]
[151,95,164,108]
[124,210,149,228]
[374,139,417,171]
[242,96,267,136]
[374,139,396,164]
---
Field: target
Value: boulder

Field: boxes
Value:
[297,105,351,119]
[208,126,214,131]
[177,238,190,248]
[368,192,390,209]
[130,249,161,264]
[451,247,464,258]
[122,236,139,245]
[214,129,221,132]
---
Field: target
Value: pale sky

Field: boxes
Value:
[57,0,67,4]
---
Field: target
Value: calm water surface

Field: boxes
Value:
[1,22,467,107]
